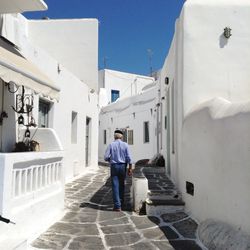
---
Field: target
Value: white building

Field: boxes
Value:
[26,17,99,178]
[98,69,154,108]
[0,1,99,248]
[159,0,250,237]
[99,82,159,163]
[98,70,157,163]
[99,0,250,243]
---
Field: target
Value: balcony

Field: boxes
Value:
[0,128,64,249]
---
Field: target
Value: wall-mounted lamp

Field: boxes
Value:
[165,77,169,85]
[224,27,232,39]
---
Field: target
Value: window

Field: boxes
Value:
[38,99,50,128]
[121,128,127,142]
[127,129,133,145]
[111,90,120,102]
[143,121,149,143]
[104,130,107,144]
[71,111,78,144]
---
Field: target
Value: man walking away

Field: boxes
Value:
[104,129,132,211]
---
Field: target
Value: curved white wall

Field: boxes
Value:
[180,98,250,234]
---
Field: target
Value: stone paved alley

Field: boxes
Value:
[30,166,206,250]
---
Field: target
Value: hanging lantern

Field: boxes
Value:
[18,115,24,125]
[25,128,30,138]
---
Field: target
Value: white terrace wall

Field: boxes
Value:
[99,85,158,164]
[99,69,154,107]
[161,0,250,234]
[1,14,99,181]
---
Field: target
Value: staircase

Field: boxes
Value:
[133,165,185,216]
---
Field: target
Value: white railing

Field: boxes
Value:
[0,151,64,249]
[12,161,62,198]
[0,151,64,219]
[0,129,64,249]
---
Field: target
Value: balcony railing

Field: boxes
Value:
[12,160,62,198]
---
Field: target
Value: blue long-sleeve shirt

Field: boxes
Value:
[104,139,132,164]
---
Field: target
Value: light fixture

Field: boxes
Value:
[25,128,30,138]
[224,27,232,39]
[165,77,169,85]
[18,115,24,125]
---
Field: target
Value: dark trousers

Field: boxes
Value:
[110,163,127,209]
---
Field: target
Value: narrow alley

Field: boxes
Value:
[30,166,205,250]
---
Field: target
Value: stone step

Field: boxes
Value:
[148,194,180,201]
[148,189,179,196]
[146,198,185,206]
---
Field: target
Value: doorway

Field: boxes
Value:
[85,117,91,166]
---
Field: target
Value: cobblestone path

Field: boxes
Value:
[31,166,206,250]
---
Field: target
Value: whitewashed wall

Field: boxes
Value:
[182,0,250,115]
[99,69,154,107]
[2,14,99,181]
[99,85,158,164]
[181,98,250,234]
[28,19,99,92]
[161,0,250,235]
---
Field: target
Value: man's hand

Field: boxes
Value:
[127,165,132,177]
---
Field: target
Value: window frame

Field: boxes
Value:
[104,129,107,144]
[127,129,133,145]
[38,99,51,128]
[143,121,150,143]
[111,89,120,103]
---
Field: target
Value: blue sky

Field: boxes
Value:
[25,0,185,76]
